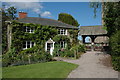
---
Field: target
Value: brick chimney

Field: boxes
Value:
[18,12,27,19]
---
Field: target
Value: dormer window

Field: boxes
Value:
[25,26,34,33]
[58,29,67,35]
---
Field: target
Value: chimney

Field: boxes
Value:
[18,11,27,19]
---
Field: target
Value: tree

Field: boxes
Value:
[90,2,120,36]
[90,2,120,71]
[2,8,9,54]
[90,2,101,18]
[58,13,79,27]
[2,6,17,54]
[6,6,17,20]
[104,2,120,36]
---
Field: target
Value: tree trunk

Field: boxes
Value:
[7,24,12,50]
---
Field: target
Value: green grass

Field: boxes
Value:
[3,61,78,78]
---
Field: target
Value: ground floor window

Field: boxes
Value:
[59,41,66,48]
[23,41,35,50]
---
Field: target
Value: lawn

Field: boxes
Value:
[3,61,78,78]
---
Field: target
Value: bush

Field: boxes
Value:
[110,30,120,71]
[110,30,120,56]
[65,50,74,57]
[53,44,85,59]
[2,46,53,67]
[2,48,18,67]
[78,44,86,52]
[111,56,120,71]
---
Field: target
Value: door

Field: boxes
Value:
[47,43,53,55]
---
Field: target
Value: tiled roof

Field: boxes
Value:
[18,17,78,29]
[79,25,107,35]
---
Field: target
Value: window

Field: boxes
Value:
[58,29,67,35]
[25,26,34,33]
[23,41,35,50]
[59,41,66,48]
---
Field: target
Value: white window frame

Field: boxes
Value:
[25,26,34,33]
[59,41,66,48]
[23,41,35,50]
[58,29,67,35]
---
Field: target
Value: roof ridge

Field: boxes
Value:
[23,17,77,27]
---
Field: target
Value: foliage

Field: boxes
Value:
[58,13,79,46]
[58,13,79,27]
[53,44,85,59]
[2,8,9,54]
[2,46,52,67]
[111,56,120,71]
[103,2,120,71]
[53,35,71,49]
[3,61,78,78]
[70,44,85,58]
[68,29,79,46]
[2,48,17,67]
[90,2,120,71]
[110,30,120,56]
[3,21,58,66]
[90,2,101,18]
[103,2,120,36]
[53,44,61,56]
[6,6,17,20]
[11,21,57,52]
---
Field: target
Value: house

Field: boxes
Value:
[7,12,78,55]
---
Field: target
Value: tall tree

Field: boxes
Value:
[58,13,79,27]
[90,2,120,36]
[90,2,120,71]
[6,6,17,20]
[2,8,9,54]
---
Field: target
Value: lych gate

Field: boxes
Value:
[79,26,109,51]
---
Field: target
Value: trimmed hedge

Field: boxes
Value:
[110,30,120,71]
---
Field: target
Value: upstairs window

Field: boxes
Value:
[58,29,67,35]
[25,26,34,33]
[23,41,35,50]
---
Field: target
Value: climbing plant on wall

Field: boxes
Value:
[53,35,71,49]
[11,21,57,52]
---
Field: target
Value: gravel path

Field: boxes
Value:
[54,51,118,78]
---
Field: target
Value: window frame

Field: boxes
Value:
[59,41,66,48]
[23,41,35,50]
[25,26,34,33]
[58,29,67,35]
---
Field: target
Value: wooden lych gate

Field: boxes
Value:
[79,26,109,51]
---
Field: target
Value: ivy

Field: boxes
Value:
[11,21,57,52]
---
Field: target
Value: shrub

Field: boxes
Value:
[2,45,53,67]
[65,50,74,57]
[2,48,18,66]
[53,44,85,59]
[110,30,120,71]
[110,30,120,56]
[111,56,120,71]
[78,44,86,52]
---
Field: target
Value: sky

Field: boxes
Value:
[2,2,102,41]
[3,2,102,26]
